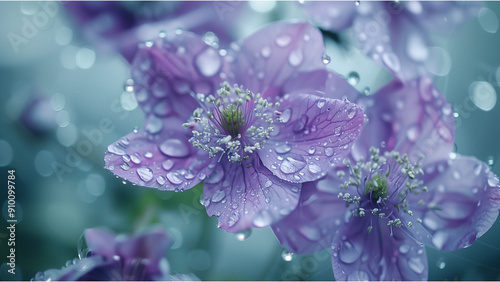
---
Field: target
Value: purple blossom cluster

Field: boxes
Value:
[52,1,500,281]
[32,227,198,281]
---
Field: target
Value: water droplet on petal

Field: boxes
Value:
[195,48,222,77]
[355,0,360,6]
[107,144,125,155]
[339,240,362,264]
[157,175,166,185]
[275,143,292,154]
[261,46,271,58]
[137,167,153,182]
[347,72,360,86]
[280,109,292,123]
[322,54,331,65]
[281,250,294,261]
[293,114,308,132]
[77,233,91,259]
[166,171,183,185]
[317,97,326,108]
[399,243,410,254]
[406,125,419,141]
[408,257,425,274]
[264,180,272,188]
[235,229,252,241]
[159,139,190,157]
[382,52,401,72]
[211,190,226,202]
[325,147,335,157]
[206,166,224,184]
[308,146,316,154]
[146,116,163,134]
[308,162,321,174]
[275,34,292,47]
[288,49,303,66]
[280,156,306,174]
[488,155,495,167]
[253,210,273,227]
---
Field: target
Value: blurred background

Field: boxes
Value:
[0,1,500,280]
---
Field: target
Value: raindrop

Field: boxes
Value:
[275,34,292,47]
[195,48,222,77]
[293,114,308,132]
[206,166,224,184]
[325,147,335,157]
[264,180,272,188]
[137,167,153,182]
[275,143,292,154]
[308,162,321,174]
[146,116,163,134]
[281,250,294,261]
[235,229,252,241]
[317,97,326,108]
[408,257,425,274]
[159,139,190,157]
[280,109,292,123]
[355,0,360,6]
[288,49,303,66]
[77,233,91,259]
[347,72,360,86]
[487,156,494,167]
[436,257,446,269]
[322,54,331,65]
[362,87,371,95]
[339,240,361,264]
[406,33,428,62]
[382,52,401,72]
[406,125,419,142]
[308,146,316,154]
[280,156,307,174]
[157,175,166,185]
[167,171,183,185]
[253,210,273,227]
[211,190,226,202]
[144,152,153,159]
[131,153,142,164]
[202,31,219,48]
[261,46,271,58]
[399,243,410,254]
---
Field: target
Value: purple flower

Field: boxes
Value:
[273,77,500,280]
[104,21,365,232]
[301,1,481,80]
[64,1,243,62]
[32,227,198,281]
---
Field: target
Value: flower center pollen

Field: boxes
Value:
[185,82,279,163]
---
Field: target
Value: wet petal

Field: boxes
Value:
[260,94,364,183]
[331,217,428,281]
[352,78,455,164]
[231,21,327,97]
[131,29,225,121]
[409,155,500,251]
[104,122,216,191]
[115,227,173,265]
[272,179,345,255]
[84,228,117,257]
[203,157,301,233]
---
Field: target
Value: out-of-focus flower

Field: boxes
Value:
[64,1,244,62]
[104,21,365,232]
[273,77,500,280]
[32,227,198,281]
[301,1,481,80]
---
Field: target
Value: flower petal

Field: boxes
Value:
[331,216,428,281]
[260,94,364,183]
[115,227,173,265]
[409,155,500,251]
[84,228,117,257]
[231,21,327,97]
[203,157,301,233]
[105,122,216,191]
[131,29,225,121]
[351,78,455,164]
[272,179,345,255]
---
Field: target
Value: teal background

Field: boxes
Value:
[0,1,500,280]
